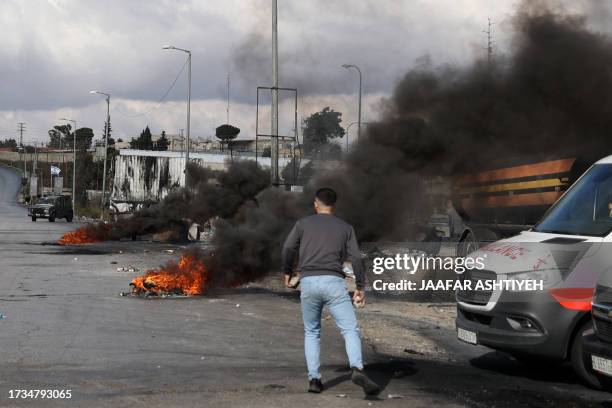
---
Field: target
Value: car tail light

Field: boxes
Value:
[549,288,593,311]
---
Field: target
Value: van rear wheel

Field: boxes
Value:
[571,320,603,390]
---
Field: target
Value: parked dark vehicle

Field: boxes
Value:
[28,195,73,222]
[583,267,612,390]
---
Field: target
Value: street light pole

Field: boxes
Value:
[342,64,363,141]
[271,0,279,185]
[89,90,110,216]
[60,118,77,210]
[163,45,191,186]
[345,121,371,152]
[346,121,357,152]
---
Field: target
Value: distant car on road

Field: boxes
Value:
[28,195,73,222]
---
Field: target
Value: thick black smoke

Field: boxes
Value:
[310,3,612,241]
[208,3,612,285]
[119,160,270,239]
[121,3,612,290]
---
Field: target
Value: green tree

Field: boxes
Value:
[76,128,95,151]
[156,130,169,151]
[130,126,153,150]
[302,107,345,157]
[63,127,94,151]
[47,124,72,148]
[0,138,17,149]
[71,150,105,207]
[102,117,112,144]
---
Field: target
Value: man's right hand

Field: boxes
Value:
[353,289,366,308]
[285,274,300,289]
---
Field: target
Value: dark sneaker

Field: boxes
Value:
[351,368,380,395]
[308,378,323,393]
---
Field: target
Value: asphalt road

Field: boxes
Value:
[0,165,611,407]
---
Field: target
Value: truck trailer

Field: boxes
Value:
[446,156,592,256]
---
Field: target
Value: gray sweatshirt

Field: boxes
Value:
[282,213,365,289]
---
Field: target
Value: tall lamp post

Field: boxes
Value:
[60,118,77,210]
[345,121,371,151]
[89,90,110,215]
[342,64,363,141]
[163,45,191,185]
[271,0,279,185]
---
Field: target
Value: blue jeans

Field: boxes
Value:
[300,275,363,380]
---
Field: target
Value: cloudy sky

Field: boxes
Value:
[0,0,608,145]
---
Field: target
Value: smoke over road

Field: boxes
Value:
[219,2,612,278]
[67,2,612,293]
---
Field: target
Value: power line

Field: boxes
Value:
[484,18,495,71]
[114,58,189,118]
[227,62,231,124]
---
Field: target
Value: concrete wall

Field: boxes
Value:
[111,150,295,203]
[0,150,74,163]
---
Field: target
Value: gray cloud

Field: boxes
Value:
[0,0,610,142]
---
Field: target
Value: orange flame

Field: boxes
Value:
[130,251,209,295]
[58,224,113,245]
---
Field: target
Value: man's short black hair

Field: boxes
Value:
[315,187,337,206]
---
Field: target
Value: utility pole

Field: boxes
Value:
[103,100,110,211]
[162,45,191,185]
[89,90,111,215]
[226,65,231,124]
[270,0,279,185]
[17,122,26,175]
[60,118,77,210]
[34,141,38,197]
[484,18,494,72]
[33,141,38,174]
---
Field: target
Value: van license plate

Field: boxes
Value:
[592,355,612,376]
[457,328,477,344]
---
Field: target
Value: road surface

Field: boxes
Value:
[0,165,610,407]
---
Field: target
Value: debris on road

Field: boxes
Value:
[263,384,285,391]
[116,265,139,272]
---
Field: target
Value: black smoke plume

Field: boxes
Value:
[80,3,612,291]
[208,3,612,286]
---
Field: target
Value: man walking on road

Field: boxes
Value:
[282,187,380,395]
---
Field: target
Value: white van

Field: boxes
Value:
[456,155,612,388]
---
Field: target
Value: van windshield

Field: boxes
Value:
[534,164,612,237]
[37,197,56,205]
